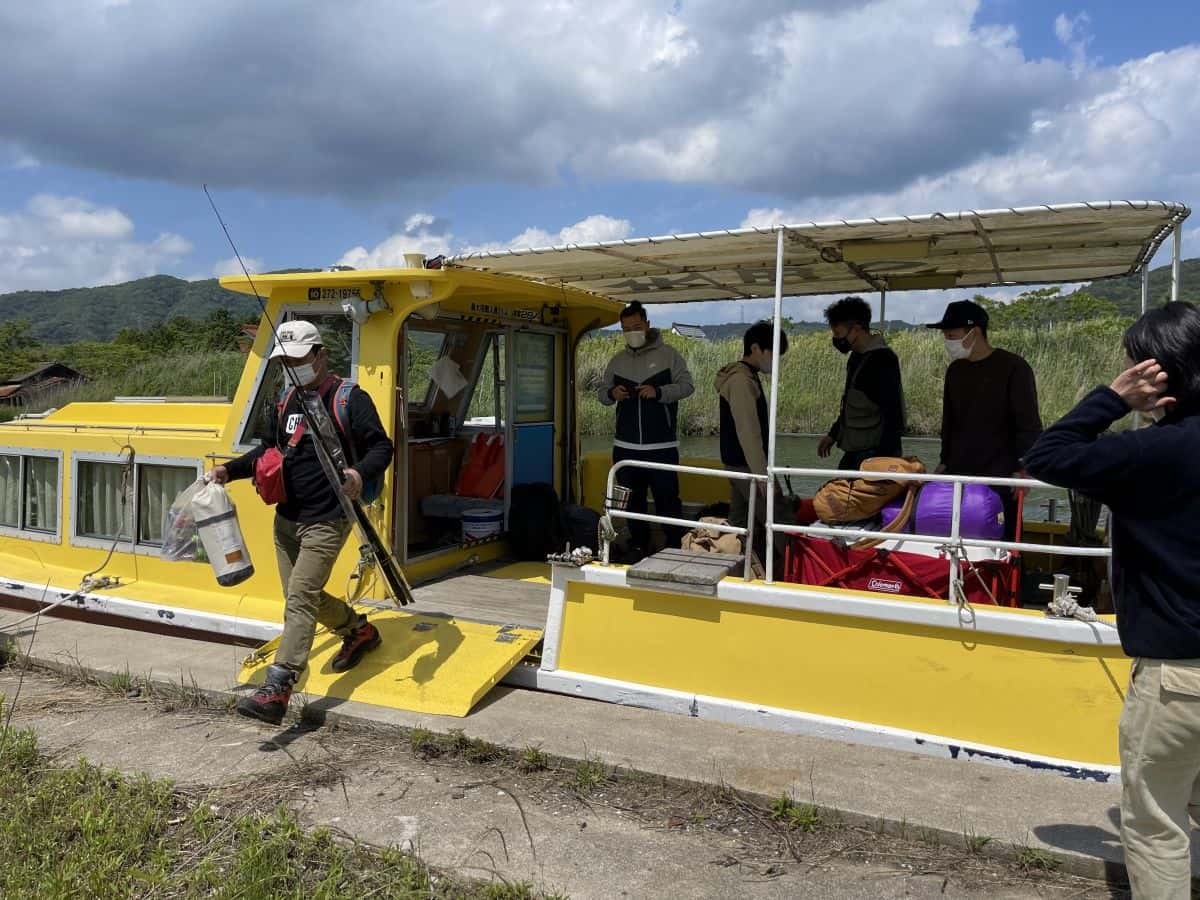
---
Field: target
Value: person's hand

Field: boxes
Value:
[1111,358,1175,413]
[817,434,834,458]
[637,384,658,400]
[611,385,630,401]
[209,465,229,484]
[341,468,363,500]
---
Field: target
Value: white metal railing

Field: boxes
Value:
[769,466,1111,603]
[602,460,766,581]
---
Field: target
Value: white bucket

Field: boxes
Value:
[191,482,254,587]
[461,507,502,541]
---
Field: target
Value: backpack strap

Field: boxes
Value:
[332,381,358,463]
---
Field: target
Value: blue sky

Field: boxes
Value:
[0,0,1196,324]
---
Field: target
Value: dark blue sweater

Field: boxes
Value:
[1023,386,1200,659]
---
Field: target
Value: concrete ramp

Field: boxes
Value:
[239,610,541,716]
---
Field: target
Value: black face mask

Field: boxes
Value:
[832,335,852,354]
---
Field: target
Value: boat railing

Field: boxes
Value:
[770,466,1112,600]
[602,460,1111,600]
[602,460,767,581]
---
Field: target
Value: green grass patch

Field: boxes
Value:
[518,745,550,774]
[769,792,823,833]
[0,712,564,899]
[571,755,610,793]
[1016,846,1061,872]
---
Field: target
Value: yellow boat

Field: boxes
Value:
[0,200,1188,779]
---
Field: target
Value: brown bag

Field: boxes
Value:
[812,456,926,525]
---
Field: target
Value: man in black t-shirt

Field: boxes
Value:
[927,300,1042,537]
[212,320,394,725]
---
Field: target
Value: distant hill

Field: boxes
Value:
[1074,257,1200,315]
[0,276,259,344]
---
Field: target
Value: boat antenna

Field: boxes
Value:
[202,185,413,607]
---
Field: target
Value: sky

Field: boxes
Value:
[0,0,1197,325]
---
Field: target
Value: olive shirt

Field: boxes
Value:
[939,348,1042,477]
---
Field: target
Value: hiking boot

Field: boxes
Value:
[236,664,296,725]
[331,619,382,673]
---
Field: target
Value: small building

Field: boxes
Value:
[0,363,86,407]
[235,324,259,353]
[670,322,708,341]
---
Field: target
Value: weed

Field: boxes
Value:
[571,755,609,793]
[103,667,133,697]
[768,793,823,833]
[1016,847,1061,872]
[518,745,550,774]
[408,727,443,759]
[963,829,992,854]
[454,731,503,764]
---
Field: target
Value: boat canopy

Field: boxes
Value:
[447,200,1190,304]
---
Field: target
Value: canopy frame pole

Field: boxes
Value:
[879,289,887,332]
[765,228,785,584]
[1172,226,1182,303]
[1142,264,1150,315]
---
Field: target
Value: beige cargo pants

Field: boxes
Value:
[1119,657,1200,898]
[273,516,358,672]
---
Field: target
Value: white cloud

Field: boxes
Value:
[212,255,262,277]
[0,194,192,293]
[338,212,633,268]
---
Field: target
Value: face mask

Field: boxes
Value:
[290,362,318,387]
[758,354,773,375]
[625,330,647,350]
[944,329,974,361]
[832,336,852,355]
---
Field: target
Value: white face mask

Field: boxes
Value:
[290,362,318,387]
[944,329,975,361]
[625,330,647,350]
[758,353,773,375]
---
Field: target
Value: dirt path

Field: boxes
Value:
[0,668,1125,899]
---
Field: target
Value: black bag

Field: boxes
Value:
[561,503,601,552]
[508,483,564,560]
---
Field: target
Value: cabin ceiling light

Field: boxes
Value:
[412,302,440,320]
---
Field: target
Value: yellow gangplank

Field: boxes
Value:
[240,611,541,717]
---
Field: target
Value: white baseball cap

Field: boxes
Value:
[270,320,323,359]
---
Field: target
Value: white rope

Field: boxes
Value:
[1046,593,1099,623]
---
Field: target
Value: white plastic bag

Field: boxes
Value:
[160,477,207,562]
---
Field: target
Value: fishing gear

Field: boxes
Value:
[204,185,414,607]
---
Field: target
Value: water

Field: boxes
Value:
[582,433,1069,523]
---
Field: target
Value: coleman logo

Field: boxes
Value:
[867,577,903,593]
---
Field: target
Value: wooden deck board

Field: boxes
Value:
[405,566,551,629]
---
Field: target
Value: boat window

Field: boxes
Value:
[137,465,197,545]
[406,330,449,408]
[465,333,505,427]
[76,461,130,541]
[0,455,19,528]
[23,456,59,534]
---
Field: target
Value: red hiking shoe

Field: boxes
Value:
[236,664,296,725]
[331,621,382,673]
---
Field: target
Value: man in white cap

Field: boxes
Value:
[211,320,394,725]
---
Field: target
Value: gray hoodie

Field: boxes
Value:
[597,329,695,449]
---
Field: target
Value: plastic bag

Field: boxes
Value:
[160,477,208,562]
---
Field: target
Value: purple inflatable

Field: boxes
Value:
[914,482,1005,539]
[879,496,909,531]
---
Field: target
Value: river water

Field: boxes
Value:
[582,433,1069,523]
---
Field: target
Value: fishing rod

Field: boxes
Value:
[204,185,413,607]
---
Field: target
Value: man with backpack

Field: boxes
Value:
[211,320,394,725]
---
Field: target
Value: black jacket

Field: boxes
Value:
[226,379,394,524]
[1024,387,1200,659]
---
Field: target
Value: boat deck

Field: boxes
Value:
[402,561,552,629]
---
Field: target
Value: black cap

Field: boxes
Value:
[926,300,988,330]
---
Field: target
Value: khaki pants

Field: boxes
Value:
[273,516,357,672]
[1119,657,1200,898]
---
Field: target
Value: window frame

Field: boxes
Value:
[0,447,63,544]
[70,451,202,555]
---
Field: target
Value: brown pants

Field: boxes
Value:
[1119,657,1200,899]
[273,516,358,672]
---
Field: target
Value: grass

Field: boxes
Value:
[1016,846,1062,872]
[963,828,993,854]
[518,745,550,774]
[768,792,823,833]
[0,711,561,899]
[576,321,1130,437]
[570,754,610,793]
